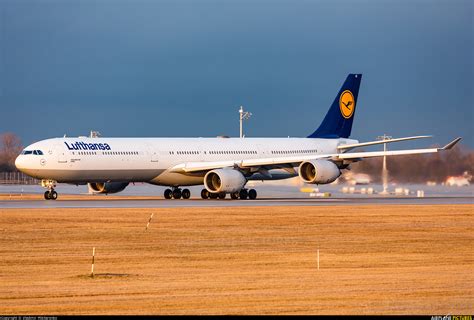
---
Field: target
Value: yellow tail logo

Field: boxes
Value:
[339,90,355,119]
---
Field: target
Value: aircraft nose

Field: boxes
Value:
[15,155,25,171]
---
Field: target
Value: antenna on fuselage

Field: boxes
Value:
[90,131,101,138]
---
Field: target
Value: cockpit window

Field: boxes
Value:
[22,150,43,155]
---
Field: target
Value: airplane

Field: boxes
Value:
[14,74,461,200]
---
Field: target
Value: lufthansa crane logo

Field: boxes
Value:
[339,90,355,119]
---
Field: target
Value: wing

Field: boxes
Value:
[170,137,462,174]
[337,135,432,151]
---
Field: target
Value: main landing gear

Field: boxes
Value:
[201,188,257,200]
[163,187,258,200]
[41,179,58,200]
[164,187,191,200]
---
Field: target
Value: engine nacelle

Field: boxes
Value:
[204,168,246,193]
[298,160,340,184]
[88,182,129,194]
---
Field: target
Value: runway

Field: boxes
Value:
[1,183,472,209]
[1,196,472,209]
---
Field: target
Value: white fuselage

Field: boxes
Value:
[15,136,357,187]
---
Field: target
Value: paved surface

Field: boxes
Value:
[1,183,472,208]
[1,196,472,209]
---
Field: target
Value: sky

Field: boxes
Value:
[0,0,473,148]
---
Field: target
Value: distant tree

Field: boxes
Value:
[350,144,473,183]
[0,132,23,171]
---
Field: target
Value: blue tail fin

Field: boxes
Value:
[308,74,362,139]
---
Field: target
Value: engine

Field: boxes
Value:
[204,168,246,193]
[298,160,340,184]
[88,182,129,194]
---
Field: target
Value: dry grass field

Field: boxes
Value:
[0,205,472,315]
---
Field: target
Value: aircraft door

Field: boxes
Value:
[198,143,205,161]
[57,144,68,163]
[151,151,159,162]
[256,144,267,157]
[147,144,159,163]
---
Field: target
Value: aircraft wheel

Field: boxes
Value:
[248,189,257,200]
[172,189,182,199]
[164,189,173,199]
[230,192,239,200]
[50,190,58,200]
[44,191,51,200]
[218,192,226,199]
[201,189,210,199]
[239,189,248,200]
[182,188,191,199]
[209,192,218,199]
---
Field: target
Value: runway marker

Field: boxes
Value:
[145,213,154,232]
[91,247,95,278]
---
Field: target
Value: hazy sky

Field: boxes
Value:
[1,0,472,148]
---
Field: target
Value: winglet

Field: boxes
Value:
[441,137,462,150]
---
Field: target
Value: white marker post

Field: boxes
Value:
[317,248,320,271]
[145,213,154,232]
[91,247,95,278]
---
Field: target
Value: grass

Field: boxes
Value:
[0,205,472,314]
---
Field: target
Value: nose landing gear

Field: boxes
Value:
[41,179,58,200]
[44,190,58,200]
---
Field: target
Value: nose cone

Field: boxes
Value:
[15,155,25,172]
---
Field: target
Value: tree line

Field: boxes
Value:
[0,133,23,172]
[350,144,473,183]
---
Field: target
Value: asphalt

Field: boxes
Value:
[1,196,472,209]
